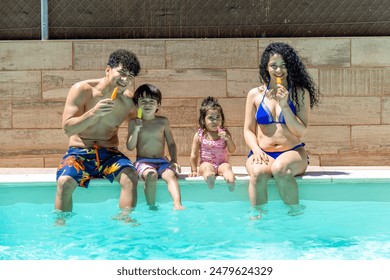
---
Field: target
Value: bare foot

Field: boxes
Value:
[206,174,215,189]
[173,203,185,210]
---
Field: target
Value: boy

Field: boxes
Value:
[55,49,141,222]
[127,83,184,210]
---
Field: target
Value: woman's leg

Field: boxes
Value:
[246,156,273,219]
[271,147,308,215]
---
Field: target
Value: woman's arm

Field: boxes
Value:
[279,87,310,138]
[243,88,262,155]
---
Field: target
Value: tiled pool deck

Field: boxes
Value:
[1,166,390,183]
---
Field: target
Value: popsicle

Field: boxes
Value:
[111,87,118,100]
[217,126,223,133]
[276,77,282,85]
[137,108,143,119]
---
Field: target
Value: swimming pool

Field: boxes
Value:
[1,169,389,260]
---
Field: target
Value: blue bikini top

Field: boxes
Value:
[256,88,296,125]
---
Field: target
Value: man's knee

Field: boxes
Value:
[56,176,77,195]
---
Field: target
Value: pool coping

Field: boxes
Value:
[1,166,390,183]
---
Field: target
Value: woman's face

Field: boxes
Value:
[267,53,288,85]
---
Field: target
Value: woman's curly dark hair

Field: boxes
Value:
[198,96,225,129]
[259,42,320,110]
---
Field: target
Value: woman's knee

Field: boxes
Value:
[271,161,291,178]
[249,164,272,180]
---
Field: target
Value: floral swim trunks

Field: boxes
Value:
[56,146,135,188]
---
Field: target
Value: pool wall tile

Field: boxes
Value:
[0,101,11,129]
[351,125,390,152]
[73,41,166,70]
[135,69,227,98]
[0,71,41,100]
[166,39,258,69]
[12,101,64,129]
[0,42,72,70]
[310,97,381,125]
[42,70,104,100]
[227,69,259,98]
[351,37,390,67]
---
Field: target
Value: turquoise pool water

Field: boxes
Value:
[1,180,389,260]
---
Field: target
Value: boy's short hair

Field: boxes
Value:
[107,49,141,77]
[133,83,162,106]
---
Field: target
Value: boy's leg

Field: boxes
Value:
[161,169,184,210]
[55,175,78,212]
[142,169,158,209]
[116,167,138,212]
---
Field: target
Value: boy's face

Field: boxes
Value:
[137,96,159,115]
[107,64,135,90]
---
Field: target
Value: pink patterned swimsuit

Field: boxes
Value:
[198,128,229,171]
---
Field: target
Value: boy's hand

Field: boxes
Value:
[134,118,142,131]
[170,162,181,174]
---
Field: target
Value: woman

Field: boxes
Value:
[244,42,320,219]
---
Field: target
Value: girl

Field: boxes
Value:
[189,96,236,191]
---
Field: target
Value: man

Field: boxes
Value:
[55,49,140,222]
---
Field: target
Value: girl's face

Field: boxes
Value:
[204,109,222,131]
[267,53,288,85]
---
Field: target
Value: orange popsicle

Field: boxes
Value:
[276,77,282,85]
[137,108,143,119]
[111,87,118,100]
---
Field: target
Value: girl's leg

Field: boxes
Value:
[218,163,236,191]
[199,162,217,189]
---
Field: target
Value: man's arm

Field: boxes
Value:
[62,83,114,137]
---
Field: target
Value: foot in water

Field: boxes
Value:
[112,210,139,225]
[227,181,235,192]
[287,204,306,216]
[206,174,216,189]
[248,204,268,220]
[53,210,74,226]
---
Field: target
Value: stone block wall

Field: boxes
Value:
[1,37,389,167]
